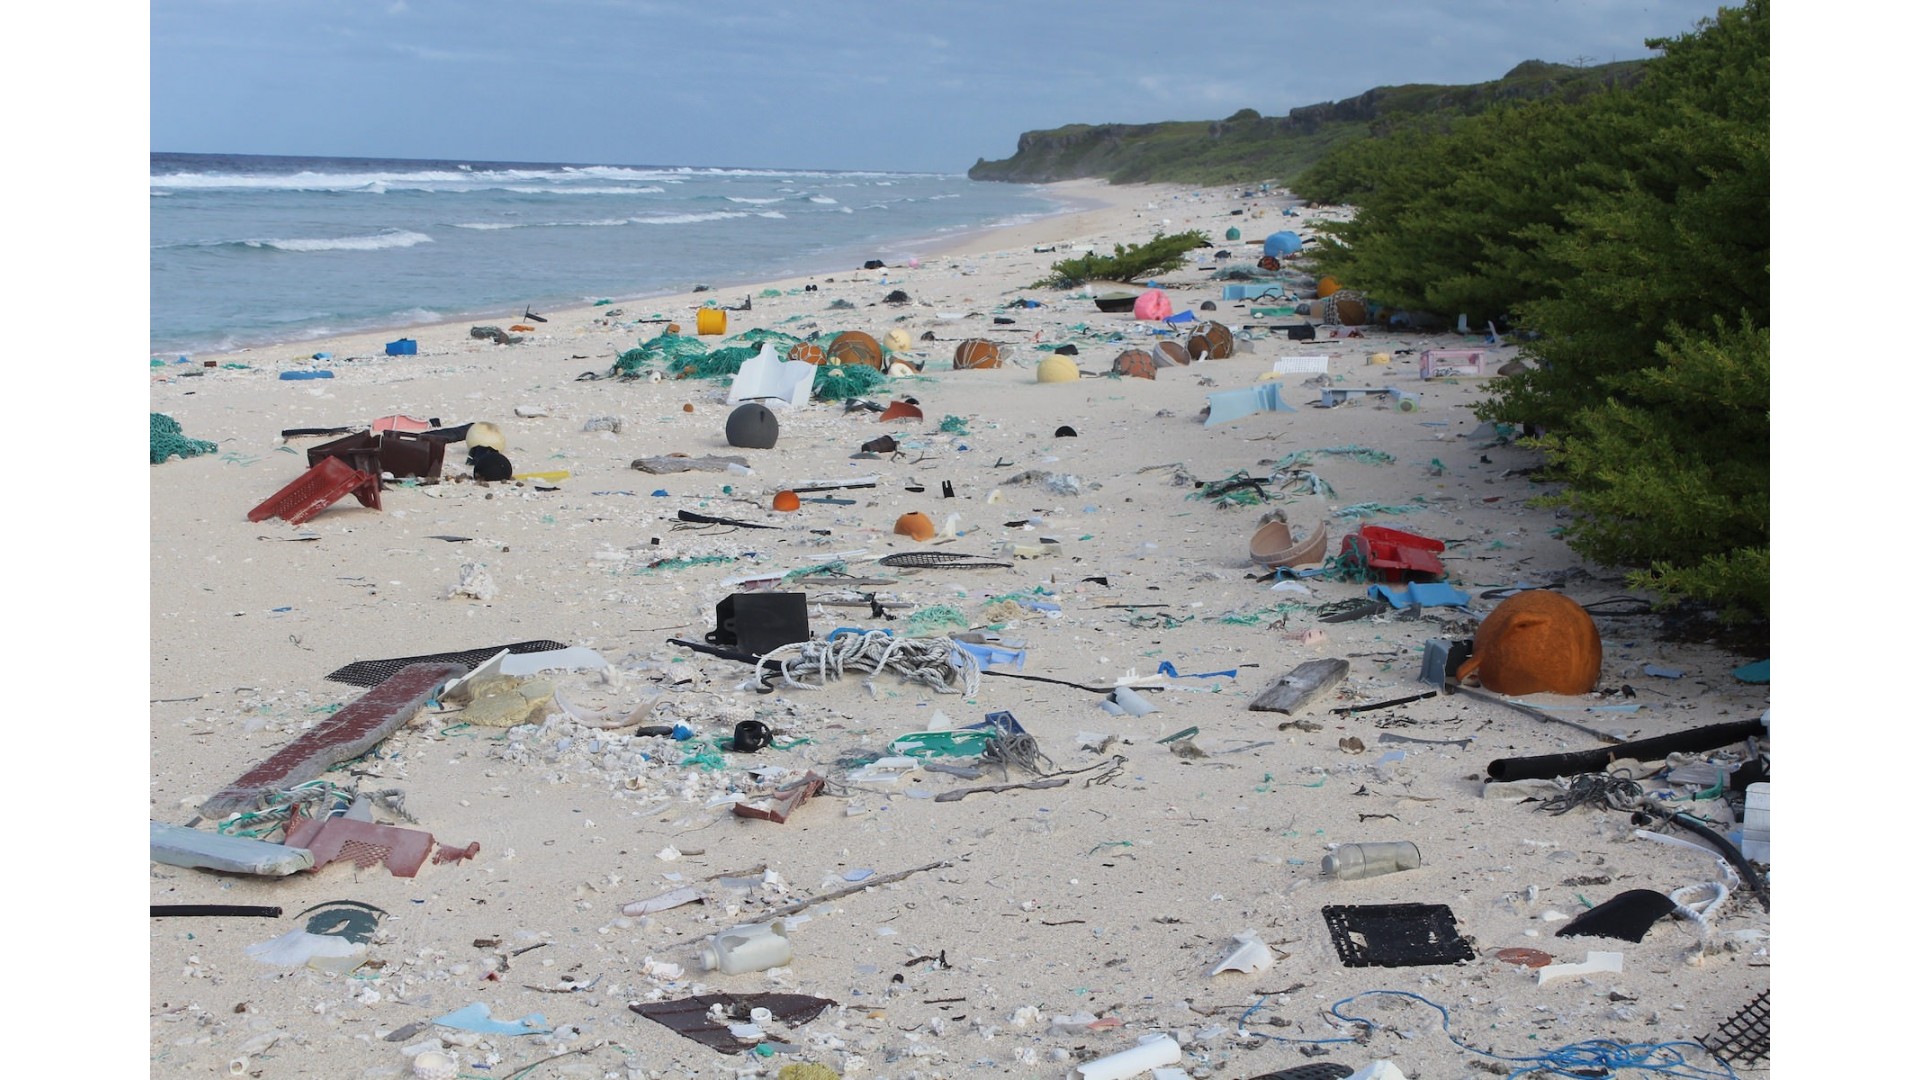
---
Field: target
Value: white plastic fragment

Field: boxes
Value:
[1350,1063,1410,1080]
[1073,1033,1182,1080]
[1209,931,1274,976]
[1537,950,1624,986]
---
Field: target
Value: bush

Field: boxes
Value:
[1033,230,1212,288]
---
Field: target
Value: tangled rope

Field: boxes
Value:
[1237,989,1740,1079]
[755,631,980,695]
[1539,770,1646,815]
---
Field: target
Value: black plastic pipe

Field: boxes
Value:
[1635,808,1770,912]
[1485,717,1766,783]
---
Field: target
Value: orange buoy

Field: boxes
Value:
[893,512,936,541]
[952,339,1002,370]
[1112,349,1157,379]
[827,330,884,369]
[787,341,827,365]
[772,490,801,512]
[1317,276,1341,299]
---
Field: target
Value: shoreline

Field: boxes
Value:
[163,179,1152,363]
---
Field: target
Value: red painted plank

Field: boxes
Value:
[200,662,467,817]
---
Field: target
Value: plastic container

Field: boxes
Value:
[1322,841,1422,880]
[385,338,417,356]
[695,307,726,336]
[1740,782,1770,863]
[697,920,791,974]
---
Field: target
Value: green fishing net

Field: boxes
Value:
[152,412,218,464]
[811,362,889,401]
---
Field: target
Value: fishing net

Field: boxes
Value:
[810,363,889,402]
[152,412,219,464]
[612,332,710,377]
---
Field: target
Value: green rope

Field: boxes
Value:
[937,415,971,435]
[905,605,969,636]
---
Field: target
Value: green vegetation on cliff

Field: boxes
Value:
[967,60,1645,186]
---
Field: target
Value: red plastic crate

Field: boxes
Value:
[247,455,381,524]
[1341,525,1446,582]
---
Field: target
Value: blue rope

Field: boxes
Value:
[1236,990,1743,1079]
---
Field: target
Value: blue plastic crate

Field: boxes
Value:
[385,339,417,356]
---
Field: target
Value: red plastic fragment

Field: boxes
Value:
[1341,524,1446,583]
[731,771,826,824]
[247,455,381,524]
[291,815,435,877]
[434,841,482,865]
[199,662,468,817]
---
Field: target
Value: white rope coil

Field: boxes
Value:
[755,632,980,696]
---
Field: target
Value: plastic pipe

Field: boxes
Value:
[1635,809,1769,911]
[1484,718,1766,782]
[1073,1034,1182,1080]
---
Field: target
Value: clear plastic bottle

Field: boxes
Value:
[697,920,791,974]
[1322,841,1421,880]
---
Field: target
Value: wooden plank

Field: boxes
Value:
[1249,658,1350,715]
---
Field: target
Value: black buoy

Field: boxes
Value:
[1055,425,1078,438]
[732,720,772,752]
[725,403,779,449]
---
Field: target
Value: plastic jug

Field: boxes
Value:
[697,920,791,974]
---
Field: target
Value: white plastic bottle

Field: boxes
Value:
[697,920,792,974]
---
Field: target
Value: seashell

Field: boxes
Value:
[412,1050,459,1080]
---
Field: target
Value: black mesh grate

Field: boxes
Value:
[877,552,1012,569]
[1699,990,1768,1066]
[1322,903,1476,968]
[324,640,569,687]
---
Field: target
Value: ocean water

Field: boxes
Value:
[149,153,1075,356]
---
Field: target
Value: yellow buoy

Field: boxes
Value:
[1036,354,1079,383]
[1317,276,1341,299]
[695,308,726,336]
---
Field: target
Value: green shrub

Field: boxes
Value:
[1032,230,1212,288]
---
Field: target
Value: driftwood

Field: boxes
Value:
[631,455,748,474]
[1249,658,1349,715]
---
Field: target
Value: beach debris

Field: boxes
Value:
[1456,590,1603,696]
[1536,950,1625,986]
[469,326,524,345]
[708,591,810,657]
[1210,930,1276,975]
[200,662,467,817]
[1249,659,1349,716]
[622,886,704,917]
[448,562,499,601]
[727,343,816,406]
[1322,842,1422,880]
[150,821,315,876]
[324,640,568,687]
[466,444,513,481]
[726,402,781,448]
[151,412,219,464]
[629,993,836,1054]
[1553,889,1679,943]
[247,456,381,524]
[732,771,826,824]
[433,1003,552,1035]
[1204,382,1295,426]
[631,454,750,473]
[1072,1033,1181,1080]
[1323,903,1475,967]
[697,919,792,974]
[282,804,478,877]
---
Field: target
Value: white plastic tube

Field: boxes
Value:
[1074,1033,1181,1080]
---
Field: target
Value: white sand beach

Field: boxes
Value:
[146,180,1774,1079]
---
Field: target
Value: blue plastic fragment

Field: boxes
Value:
[951,639,1025,670]
[971,711,1028,737]
[1155,661,1238,680]
[1204,383,1294,426]
[434,1003,552,1036]
[1166,310,1197,324]
[1732,659,1769,684]
[1368,582,1471,609]
[279,370,335,381]
[1642,663,1686,679]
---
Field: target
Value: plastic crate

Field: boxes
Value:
[247,455,380,524]
[1342,524,1446,582]
[1419,348,1487,379]
[307,429,446,480]
[385,338,417,356]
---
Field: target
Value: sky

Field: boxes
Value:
[151,0,1734,173]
